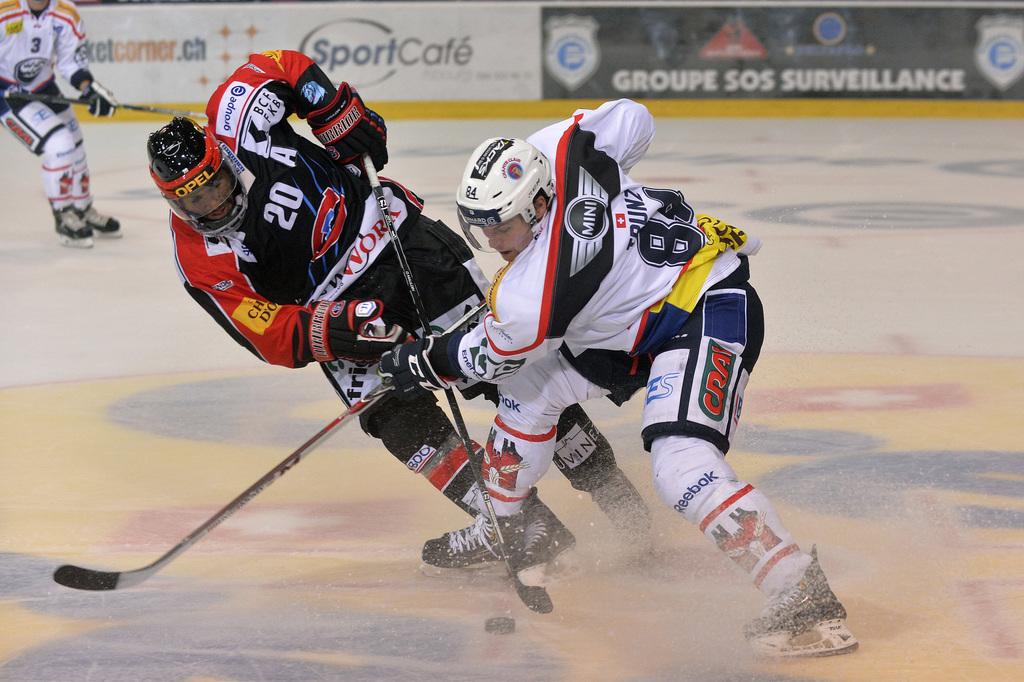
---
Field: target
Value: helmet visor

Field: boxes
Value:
[165,164,245,236]
[456,203,503,253]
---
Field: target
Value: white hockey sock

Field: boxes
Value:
[483,416,556,516]
[651,435,811,598]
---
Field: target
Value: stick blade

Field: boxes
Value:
[53,564,121,591]
[516,581,553,614]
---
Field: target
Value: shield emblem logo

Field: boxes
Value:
[975,15,1024,91]
[545,15,600,91]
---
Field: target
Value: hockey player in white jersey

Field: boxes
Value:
[380,99,858,657]
[0,0,119,247]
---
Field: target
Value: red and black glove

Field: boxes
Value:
[308,83,388,170]
[308,299,403,363]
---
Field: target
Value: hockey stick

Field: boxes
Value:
[53,301,486,591]
[363,155,554,615]
[3,90,206,118]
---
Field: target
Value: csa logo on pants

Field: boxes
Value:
[975,15,1024,91]
[699,341,736,421]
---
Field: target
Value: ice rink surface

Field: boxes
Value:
[1,112,1023,681]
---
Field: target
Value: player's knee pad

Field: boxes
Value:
[553,403,618,493]
[484,416,557,515]
[39,124,77,168]
[650,434,741,526]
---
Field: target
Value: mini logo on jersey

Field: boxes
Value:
[471,139,514,180]
[615,213,626,228]
[6,20,22,35]
[975,15,1024,90]
[700,341,735,421]
[565,197,608,240]
[545,15,600,91]
[231,298,281,335]
[212,279,234,291]
[230,85,246,96]
[300,81,327,105]
[699,16,767,60]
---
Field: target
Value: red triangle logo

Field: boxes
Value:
[699,18,767,59]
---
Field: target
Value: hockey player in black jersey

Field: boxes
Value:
[145,49,650,576]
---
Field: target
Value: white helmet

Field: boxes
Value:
[455,137,554,251]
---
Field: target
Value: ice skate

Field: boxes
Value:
[78,204,121,238]
[53,206,93,248]
[420,492,576,582]
[744,546,858,658]
[514,492,578,587]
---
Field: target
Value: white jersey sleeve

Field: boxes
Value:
[527,98,655,174]
[51,1,88,85]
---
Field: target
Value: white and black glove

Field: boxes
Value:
[82,81,117,117]
[308,299,403,363]
[307,82,387,170]
[378,336,455,400]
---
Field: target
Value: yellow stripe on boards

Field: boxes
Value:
[96,99,1024,123]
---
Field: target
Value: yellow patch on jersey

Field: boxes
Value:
[486,263,512,323]
[5,19,22,35]
[696,214,749,254]
[56,2,80,23]
[260,50,285,71]
[231,297,281,335]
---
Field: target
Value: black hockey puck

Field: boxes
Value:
[484,616,515,634]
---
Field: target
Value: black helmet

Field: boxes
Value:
[147,117,247,236]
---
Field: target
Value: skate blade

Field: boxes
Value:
[748,619,859,658]
[57,236,94,249]
[418,561,506,580]
[94,229,123,239]
[516,547,580,587]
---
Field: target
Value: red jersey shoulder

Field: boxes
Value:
[171,216,246,293]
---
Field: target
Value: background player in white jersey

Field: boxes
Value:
[380,100,858,658]
[0,0,119,247]
[144,50,650,578]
